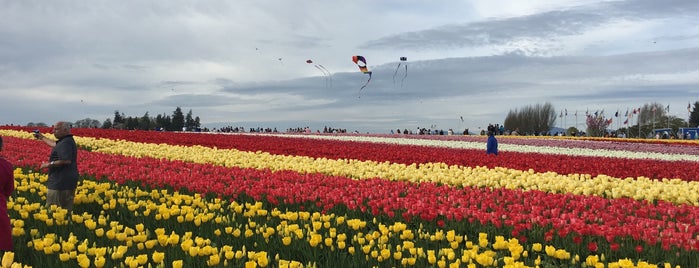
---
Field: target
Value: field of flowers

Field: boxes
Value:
[0,126,698,267]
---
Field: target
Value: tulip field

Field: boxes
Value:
[0,126,698,267]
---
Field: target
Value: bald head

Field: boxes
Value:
[53,121,72,139]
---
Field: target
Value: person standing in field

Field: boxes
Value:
[486,131,498,155]
[0,136,15,252]
[35,122,79,215]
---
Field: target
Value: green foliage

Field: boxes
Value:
[503,102,557,135]
[689,101,699,127]
[585,112,611,137]
[566,127,579,136]
[104,107,200,131]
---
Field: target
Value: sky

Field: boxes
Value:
[1,0,698,133]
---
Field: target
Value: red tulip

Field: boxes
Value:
[587,242,598,252]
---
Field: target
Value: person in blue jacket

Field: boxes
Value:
[486,131,498,155]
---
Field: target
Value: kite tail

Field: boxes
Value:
[393,63,402,85]
[400,64,408,88]
[314,65,329,88]
[319,65,333,88]
[361,73,372,89]
[358,72,372,98]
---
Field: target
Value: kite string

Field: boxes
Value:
[314,65,330,88]
[400,64,408,88]
[319,65,332,88]
[393,63,402,85]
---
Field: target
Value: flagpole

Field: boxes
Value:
[626,107,633,138]
[667,104,670,129]
[638,111,641,138]
[653,107,656,131]
[617,110,620,135]
[564,109,568,134]
[575,111,578,134]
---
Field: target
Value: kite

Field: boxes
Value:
[393,56,408,87]
[306,59,332,88]
[352,55,372,95]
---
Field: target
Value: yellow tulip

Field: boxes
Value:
[225,250,235,260]
[136,254,148,265]
[245,260,257,268]
[188,246,200,257]
[59,253,70,262]
[94,256,106,268]
[74,254,90,268]
[208,254,221,266]
[235,250,244,259]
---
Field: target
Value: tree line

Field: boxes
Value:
[26,107,202,131]
[503,101,699,137]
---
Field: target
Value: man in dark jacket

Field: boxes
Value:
[36,122,79,214]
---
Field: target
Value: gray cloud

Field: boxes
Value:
[361,0,699,53]
[1,0,698,133]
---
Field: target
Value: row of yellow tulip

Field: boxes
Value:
[4,130,691,206]
[5,168,672,268]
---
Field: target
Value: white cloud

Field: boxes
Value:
[0,0,698,132]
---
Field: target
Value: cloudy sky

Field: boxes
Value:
[1,0,698,133]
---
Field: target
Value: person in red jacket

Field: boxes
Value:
[0,136,15,252]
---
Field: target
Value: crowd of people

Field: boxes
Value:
[210,125,352,134]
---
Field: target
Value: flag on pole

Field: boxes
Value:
[615,110,619,117]
[633,108,637,114]
[623,119,628,125]
[666,104,670,112]
[574,110,577,116]
[624,109,629,117]
[565,108,568,116]
[559,111,563,118]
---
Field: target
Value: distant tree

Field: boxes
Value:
[101,118,113,129]
[586,111,612,137]
[26,122,48,127]
[566,126,579,136]
[503,102,556,135]
[171,107,185,131]
[637,102,667,127]
[125,117,139,130]
[101,107,199,131]
[155,113,171,130]
[185,109,195,131]
[689,101,699,127]
[113,111,124,125]
[139,112,152,130]
[158,114,172,130]
[74,118,101,128]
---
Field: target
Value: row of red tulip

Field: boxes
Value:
[3,135,698,253]
[8,127,698,182]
